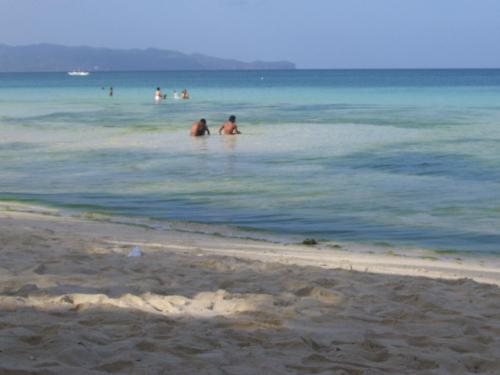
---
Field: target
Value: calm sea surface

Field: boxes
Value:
[1,70,500,253]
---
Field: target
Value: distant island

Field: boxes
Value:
[0,44,296,72]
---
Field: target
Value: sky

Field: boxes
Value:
[0,0,499,69]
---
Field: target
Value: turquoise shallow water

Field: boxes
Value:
[1,70,500,253]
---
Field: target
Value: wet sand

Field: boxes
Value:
[1,203,499,374]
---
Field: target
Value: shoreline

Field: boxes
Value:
[1,202,499,373]
[2,199,499,264]
[1,201,499,285]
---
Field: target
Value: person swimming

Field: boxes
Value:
[173,89,179,100]
[191,118,210,136]
[181,89,190,99]
[109,86,113,97]
[218,115,241,135]
[155,87,162,101]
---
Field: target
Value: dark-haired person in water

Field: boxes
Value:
[155,87,162,101]
[218,115,241,135]
[191,118,210,136]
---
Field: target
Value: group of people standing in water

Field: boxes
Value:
[104,86,190,100]
[155,87,189,101]
[191,115,241,136]
[106,85,237,137]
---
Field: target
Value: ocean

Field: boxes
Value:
[1,69,500,254]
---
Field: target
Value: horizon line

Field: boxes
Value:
[1,67,500,74]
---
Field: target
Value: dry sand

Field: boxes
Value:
[0,203,499,374]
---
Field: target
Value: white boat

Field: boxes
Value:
[68,70,90,76]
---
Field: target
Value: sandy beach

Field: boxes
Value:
[0,202,499,374]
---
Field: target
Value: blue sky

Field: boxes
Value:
[0,0,499,68]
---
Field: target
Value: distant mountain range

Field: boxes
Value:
[0,44,295,72]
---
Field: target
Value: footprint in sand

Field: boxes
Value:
[294,286,344,305]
